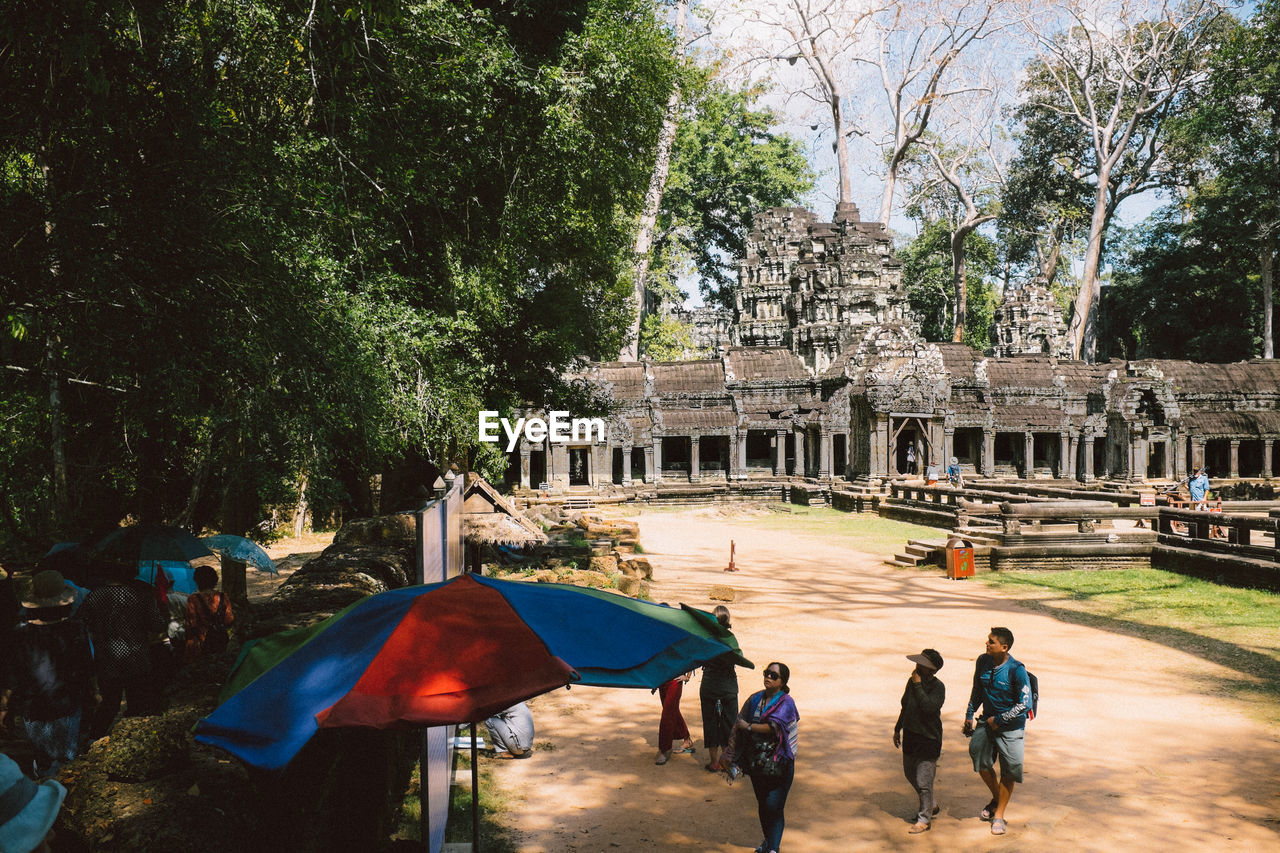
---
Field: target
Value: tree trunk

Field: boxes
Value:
[1068,176,1112,362]
[832,89,852,207]
[1264,231,1276,359]
[294,468,309,538]
[951,226,970,343]
[619,0,687,362]
[47,334,69,536]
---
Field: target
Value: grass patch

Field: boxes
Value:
[395,757,518,852]
[982,568,1280,724]
[748,505,940,556]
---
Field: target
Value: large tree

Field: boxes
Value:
[1018,0,1226,361]
[651,81,814,311]
[0,0,679,544]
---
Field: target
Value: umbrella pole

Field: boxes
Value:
[420,731,430,849]
[471,722,481,853]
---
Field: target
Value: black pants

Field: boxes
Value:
[90,675,158,739]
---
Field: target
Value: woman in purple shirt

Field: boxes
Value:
[732,661,799,853]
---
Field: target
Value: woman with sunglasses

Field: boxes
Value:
[729,662,799,853]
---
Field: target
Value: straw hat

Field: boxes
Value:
[21,569,77,609]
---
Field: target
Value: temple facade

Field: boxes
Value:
[507,206,1280,491]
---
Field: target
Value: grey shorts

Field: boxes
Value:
[969,725,1024,783]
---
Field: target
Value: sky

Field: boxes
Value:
[675,0,1232,306]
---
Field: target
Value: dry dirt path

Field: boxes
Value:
[490,508,1280,852]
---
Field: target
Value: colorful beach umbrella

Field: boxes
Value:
[194,573,751,770]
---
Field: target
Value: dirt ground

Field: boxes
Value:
[487,507,1280,852]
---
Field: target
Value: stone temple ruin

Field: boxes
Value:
[506,205,1280,494]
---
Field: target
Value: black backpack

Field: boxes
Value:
[1024,667,1040,721]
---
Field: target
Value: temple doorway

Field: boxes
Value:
[568,447,590,486]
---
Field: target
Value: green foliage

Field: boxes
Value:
[655,79,814,308]
[899,221,998,348]
[0,0,679,545]
[639,313,699,360]
[1102,192,1261,361]
[1098,2,1280,360]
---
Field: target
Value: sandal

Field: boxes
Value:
[654,752,670,765]
[677,745,696,754]
[908,822,930,834]
[980,799,998,821]
[990,818,1007,835]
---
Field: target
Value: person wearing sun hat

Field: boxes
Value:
[0,752,66,852]
[1,571,96,780]
[893,648,945,834]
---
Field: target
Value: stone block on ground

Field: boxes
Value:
[616,576,646,597]
[708,584,736,602]
[588,555,619,574]
[622,556,653,579]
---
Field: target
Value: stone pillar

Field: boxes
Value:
[943,430,954,469]
[1266,440,1275,479]
[551,443,569,487]
[1068,435,1079,482]
[1132,436,1148,481]
[982,429,995,477]
[1023,433,1035,479]
[732,430,745,480]
[876,416,892,479]
[690,435,701,482]
[1191,438,1205,472]
[794,426,806,477]
[1059,433,1070,479]
[652,437,663,484]
[621,443,632,487]
[1230,439,1240,479]
[1083,435,1096,481]
[644,444,654,484]
[519,444,531,489]
[1164,441,1174,480]
[774,429,786,475]
[818,431,831,479]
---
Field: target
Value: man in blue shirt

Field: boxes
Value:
[1188,468,1210,511]
[964,626,1031,837]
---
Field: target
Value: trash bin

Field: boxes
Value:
[945,536,975,580]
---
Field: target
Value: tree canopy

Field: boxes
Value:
[1,0,679,543]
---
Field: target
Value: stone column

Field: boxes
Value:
[621,443,632,487]
[1083,435,1096,481]
[794,426,806,477]
[1164,442,1174,479]
[1023,432,1035,479]
[1230,439,1240,478]
[1132,436,1148,481]
[1192,438,1205,472]
[982,429,995,477]
[652,437,663,484]
[774,429,786,475]
[690,435,701,482]
[519,443,531,489]
[551,443,569,487]
[1266,440,1275,479]
[1068,435,1079,482]
[818,431,831,479]
[731,430,745,480]
[1173,434,1184,481]
[643,444,654,484]
[943,429,954,469]
[876,416,892,479]
[1059,433,1070,479]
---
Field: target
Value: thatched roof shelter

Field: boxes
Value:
[462,473,546,547]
